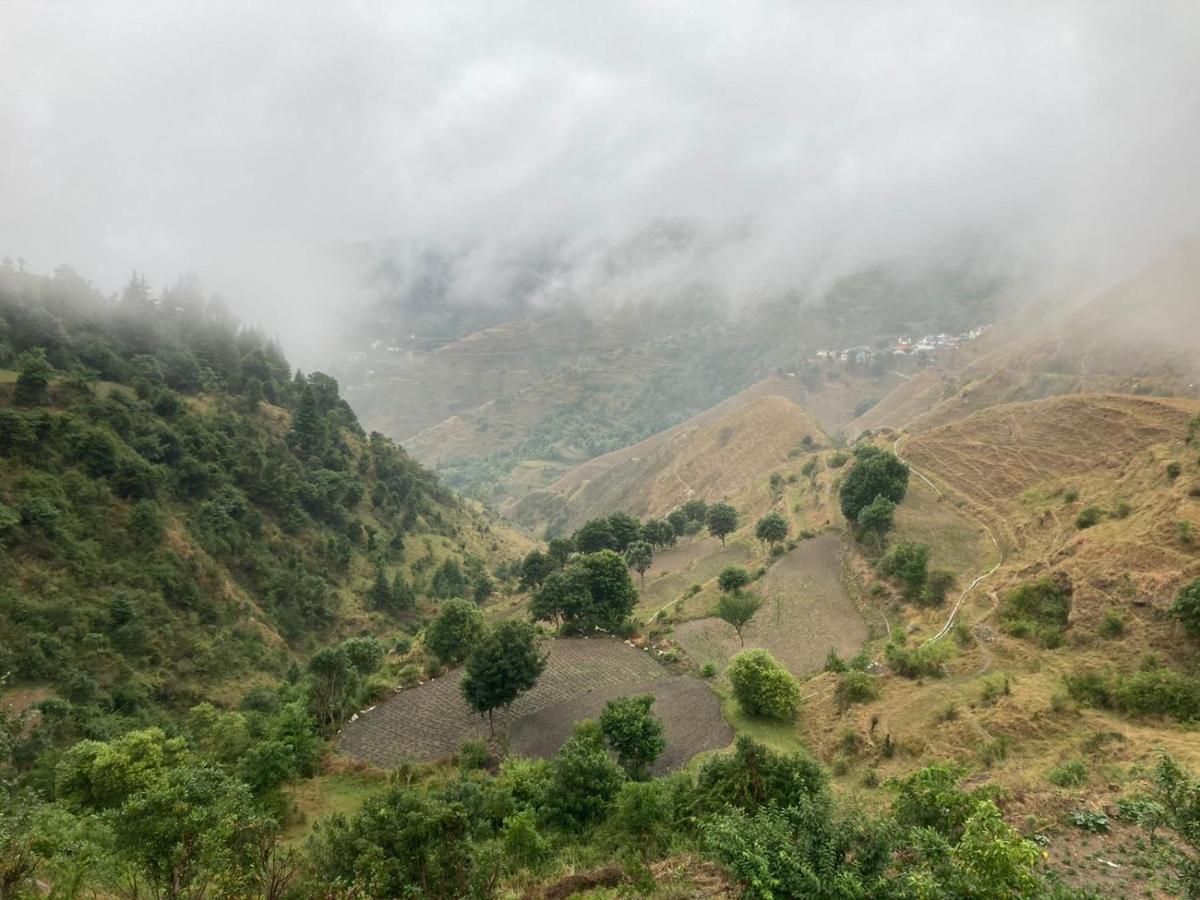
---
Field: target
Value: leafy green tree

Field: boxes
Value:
[519,549,553,590]
[1172,578,1200,639]
[574,518,617,553]
[368,566,393,610]
[431,557,469,599]
[129,499,165,547]
[717,591,764,647]
[607,512,643,552]
[576,550,639,630]
[288,382,325,455]
[624,540,653,584]
[13,347,53,407]
[1151,754,1200,893]
[681,499,708,523]
[391,572,415,610]
[546,537,574,566]
[642,518,676,550]
[667,509,689,537]
[545,720,625,829]
[460,620,546,735]
[599,695,666,779]
[706,502,738,545]
[839,445,909,522]
[727,649,800,720]
[529,566,590,626]
[856,494,896,548]
[425,598,485,665]
[754,512,788,548]
[718,566,751,593]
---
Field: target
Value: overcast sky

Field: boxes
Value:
[2,1,1199,359]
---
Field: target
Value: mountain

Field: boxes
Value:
[0,262,530,723]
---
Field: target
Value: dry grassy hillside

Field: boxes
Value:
[512,388,826,535]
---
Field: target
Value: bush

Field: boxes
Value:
[1167,461,1183,482]
[701,661,716,678]
[839,446,909,522]
[1075,506,1104,529]
[1098,608,1125,639]
[727,649,801,720]
[999,576,1071,647]
[1063,488,1079,503]
[1047,760,1089,788]
[835,671,879,710]
[885,639,952,679]
[424,598,485,665]
[1065,666,1200,721]
[1173,578,1200,638]
[877,541,931,601]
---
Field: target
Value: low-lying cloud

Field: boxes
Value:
[2,1,1199,360]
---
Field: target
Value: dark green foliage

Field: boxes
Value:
[839,445,909,522]
[885,637,952,678]
[855,493,896,547]
[529,550,637,632]
[599,695,666,779]
[754,511,788,547]
[835,671,880,710]
[718,565,751,593]
[13,347,53,407]
[727,649,800,720]
[695,736,827,814]
[1172,578,1200,639]
[705,501,738,545]
[519,549,554,590]
[924,568,957,606]
[623,540,653,582]
[1151,755,1200,893]
[574,517,617,553]
[425,598,485,665]
[1000,576,1072,647]
[460,620,546,733]
[544,721,625,829]
[606,512,643,552]
[1064,665,1200,721]
[1075,505,1104,529]
[431,557,469,599]
[716,590,763,646]
[877,540,931,601]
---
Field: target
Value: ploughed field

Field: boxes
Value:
[673,533,867,677]
[337,637,731,769]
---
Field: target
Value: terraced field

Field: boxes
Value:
[338,637,727,768]
[673,534,866,677]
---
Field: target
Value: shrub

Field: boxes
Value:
[1098,608,1125,639]
[1178,520,1196,547]
[701,661,716,678]
[599,695,666,779]
[727,649,801,720]
[877,541,931,601]
[999,576,1071,647]
[835,671,879,710]
[1114,498,1134,518]
[1065,666,1200,721]
[839,446,909,522]
[1063,488,1079,503]
[424,598,485,665]
[1172,578,1200,638]
[923,569,956,606]
[1047,760,1089,788]
[885,639,951,679]
[717,566,751,594]
[1075,506,1104,529]
[1167,461,1183,482]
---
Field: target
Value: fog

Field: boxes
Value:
[2,1,1199,363]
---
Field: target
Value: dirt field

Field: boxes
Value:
[673,533,867,677]
[637,538,756,619]
[508,675,731,774]
[338,637,725,769]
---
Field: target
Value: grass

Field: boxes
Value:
[281,769,388,843]
[717,692,808,756]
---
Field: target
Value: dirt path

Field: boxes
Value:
[673,534,867,677]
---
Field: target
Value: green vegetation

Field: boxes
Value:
[716,590,764,646]
[999,576,1072,648]
[838,445,909,522]
[1064,663,1200,722]
[1047,759,1089,788]
[529,549,638,632]
[1173,577,1200,639]
[424,598,486,665]
[885,635,952,678]
[727,649,801,720]
[877,540,932,601]
[598,694,665,780]
[717,564,751,593]
[705,501,738,545]
[1075,505,1104,529]
[754,511,788,548]
[856,493,897,548]
[460,620,546,735]
[835,670,880,710]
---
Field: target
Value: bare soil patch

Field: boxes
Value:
[673,534,867,677]
[508,675,731,775]
[338,637,722,770]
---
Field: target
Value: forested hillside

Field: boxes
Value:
[0,261,525,732]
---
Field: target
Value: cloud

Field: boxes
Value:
[2,0,1199,359]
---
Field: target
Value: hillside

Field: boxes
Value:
[0,263,531,724]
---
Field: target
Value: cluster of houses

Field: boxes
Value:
[812,325,991,366]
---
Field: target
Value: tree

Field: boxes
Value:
[706,502,738,545]
[667,509,689,537]
[530,566,590,626]
[574,518,617,553]
[727,649,800,720]
[718,566,751,594]
[13,347,53,407]
[391,572,415,610]
[460,620,546,735]
[717,591,764,647]
[755,512,788,548]
[368,567,393,610]
[431,557,468,599]
[642,518,676,550]
[877,541,931,601]
[607,513,643,552]
[425,598,485,665]
[547,537,574,566]
[599,695,666,780]
[1172,578,1200,639]
[856,494,896,549]
[839,446,909,522]
[288,382,325,455]
[624,540,653,584]
[546,721,625,829]
[519,550,553,590]
[577,550,639,630]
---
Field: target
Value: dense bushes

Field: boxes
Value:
[727,649,801,720]
[999,576,1072,648]
[1064,665,1200,722]
[839,445,909,522]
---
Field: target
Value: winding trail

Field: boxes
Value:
[892,436,1003,643]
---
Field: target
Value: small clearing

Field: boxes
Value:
[338,637,725,769]
[673,534,867,677]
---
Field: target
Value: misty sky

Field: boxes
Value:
[3,1,1199,360]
